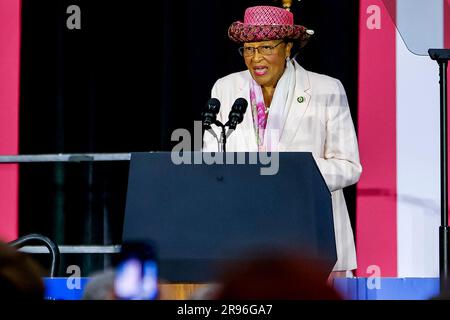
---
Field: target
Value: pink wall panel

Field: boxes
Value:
[0,0,21,241]
[356,0,397,277]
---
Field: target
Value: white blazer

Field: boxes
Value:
[203,60,362,271]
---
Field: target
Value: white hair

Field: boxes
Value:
[82,269,116,300]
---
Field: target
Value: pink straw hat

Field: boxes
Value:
[228,6,313,46]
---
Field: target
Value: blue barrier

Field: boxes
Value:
[44,277,441,300]
[44,278,89,300]
[333,278,440,300]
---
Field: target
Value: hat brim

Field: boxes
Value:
[228,21,311,47]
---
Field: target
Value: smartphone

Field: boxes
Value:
[114,240,158,300]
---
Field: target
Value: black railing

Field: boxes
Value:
[1,153,131,276]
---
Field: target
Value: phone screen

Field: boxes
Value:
[114,241,158,300]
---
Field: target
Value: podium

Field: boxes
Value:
[122,152,336,288]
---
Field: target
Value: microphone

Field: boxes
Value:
[201,98,221,129]
[225,98,248,130]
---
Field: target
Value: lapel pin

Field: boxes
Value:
[297,96,305,103]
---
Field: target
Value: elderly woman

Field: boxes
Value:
[203,6,362,276]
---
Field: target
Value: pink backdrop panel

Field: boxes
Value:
[0,0,21,241]
[356,0,397,277]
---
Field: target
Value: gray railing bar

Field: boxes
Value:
[0,153,132,163]
[18,245,121,254]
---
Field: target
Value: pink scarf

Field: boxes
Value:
[250,79,267,151]
[249,59,296,151]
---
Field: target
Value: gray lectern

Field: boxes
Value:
[122,152,336,282]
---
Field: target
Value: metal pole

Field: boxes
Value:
[428,49,450,295]
[439,59,450,293]
[0,153,131,163]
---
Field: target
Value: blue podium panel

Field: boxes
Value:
[122,152,336,282]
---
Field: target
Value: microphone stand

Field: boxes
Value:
[429,48,450,295]
[204,120,227,152]
[214,121,227,152]
[204,110,246,152]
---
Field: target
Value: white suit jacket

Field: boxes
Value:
[203,60,362,271]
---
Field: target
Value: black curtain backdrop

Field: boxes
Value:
[19,0,359,275]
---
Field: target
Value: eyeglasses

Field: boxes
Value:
[238,41,285,57]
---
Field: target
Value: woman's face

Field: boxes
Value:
[243,39,293,88]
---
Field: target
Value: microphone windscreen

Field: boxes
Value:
[231,98,248,114]
[205,98,221,114]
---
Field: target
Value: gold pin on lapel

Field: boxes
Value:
[297,96,305,103]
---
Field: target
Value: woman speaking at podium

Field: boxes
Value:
[202,5,362,278]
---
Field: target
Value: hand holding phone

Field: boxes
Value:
[114,241,158,300]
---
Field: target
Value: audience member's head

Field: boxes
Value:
[0,241,45,300]
[210,251,342,300]
[82,268,171,300]
[189,283,222,300]
[82,268,116,300]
